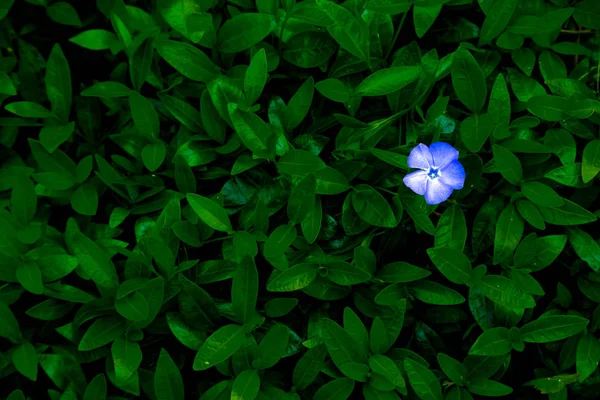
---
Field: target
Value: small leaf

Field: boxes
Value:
[71,184,99,216]
[452,47,487,113]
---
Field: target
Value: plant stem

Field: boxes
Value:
[385,10,409,60]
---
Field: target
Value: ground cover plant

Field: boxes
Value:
[1,0,600,399]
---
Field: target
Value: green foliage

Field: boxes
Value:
[1,0,600,399]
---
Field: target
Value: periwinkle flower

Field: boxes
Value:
[403,142,466,205]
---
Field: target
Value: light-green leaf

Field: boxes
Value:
[356,67,422,96]
[427,247,473,286]
[404,358,443,400]
[155,39,220,82]
[521,315,589,343]
[193,324,245,371]
[186,193,233,233]
[452,47,487,113]
[45,44,72,122]
[155,349,184,400]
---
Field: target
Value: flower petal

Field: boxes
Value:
[429,142,459,168]
[439,160,466,190]
[403,170,428,195]
[424,179,454,205]
[408,144,433,170]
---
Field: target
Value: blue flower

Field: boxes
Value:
[403,142,466,205]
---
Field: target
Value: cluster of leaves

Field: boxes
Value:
[1,0,600,399]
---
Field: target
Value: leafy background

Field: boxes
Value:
[1,0,600,399]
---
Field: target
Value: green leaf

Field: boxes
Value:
[155,349,184,400]
[267,263,319,292]
[376,262,431,283]
[437,353,469,386]
[229,104,275,159]
[69,230,118,289]
[157,0,205,41]
[460,113,495,154]
[538,199,597,226]
[452,47,487,113]
[5,102,54,118]
[39,122,75,153]
[479,0,517,45]
[129,92,160,139]
[370,148,408,170]
[264,224,297,258]
[0,0,15,20]
[488,73,511,139]
[287,173,317,224]
[115,292,149,321]
[142,142,167,172]
[313,378,355,400]
[10,176,36,225]
[83,374,107,400]
[218,13,276,53]
[47,2,82,27]
[155,39,220,82]
[232,256,258,324]
[245,49,267,105]
[277,149,326,176]
[414,4,443,38]
[292,345,327,390]
[427,247,473,286]
[321,318,368,369]
[521,182,564,207]
[284,77,314,131]
[12,342,37,381]
[71,184,99,216]
[78,316,126,351]
[316,78,350,103]
[568,228,600,272]
[111,337,142,384]
[253,324,289,369]
[187,193,233,233]
[193,324,245,371]
[409,280,465,305]
[493,204,524,265]
[159,93,203,133]
[434,205,467,252]
[527,95,569,122]
[582,140,600,183]
[326,261,371,286]
[352,184,397,228]
[469,327,512,356]
[264,298,298,318]
[404,358,443,400]
[356,67,422,96]
[574,0,600,29]
[493,145,522,185]
[0,302,22,344]
[81,81,131,97]
[467,378,513,396]
[316,0,369,62]
[69,29,120,51]
[521,315,589,343]
[231,369,260,400]
[45,44,72,122]
[478,275,535,308]
[301,197,322,244]
[16,262,43,295]
[166,312,204,350]
[282,32,337,68]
